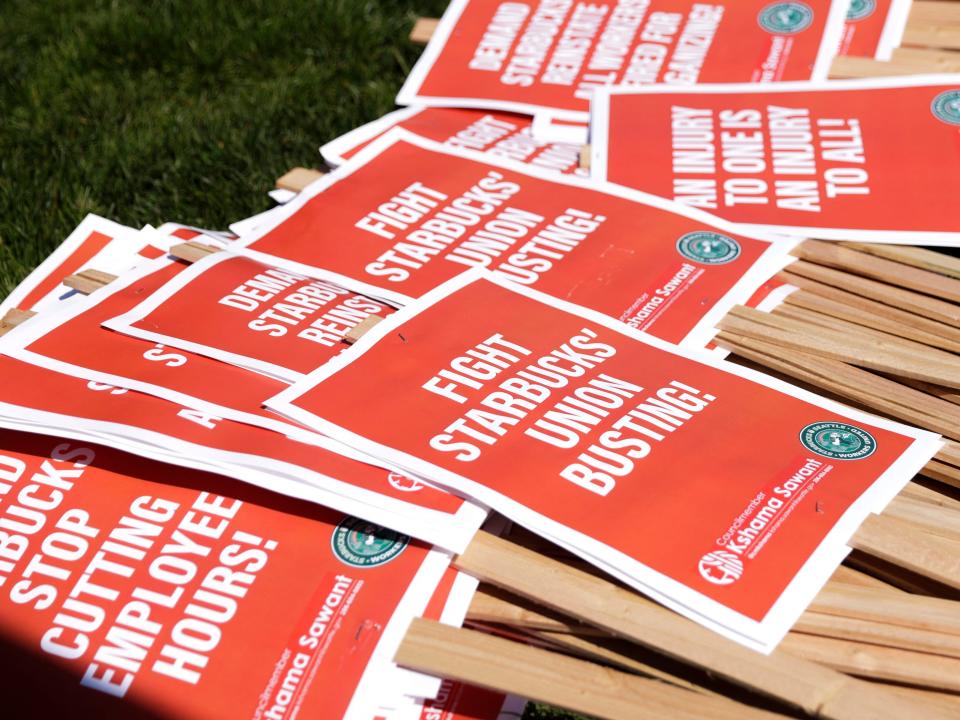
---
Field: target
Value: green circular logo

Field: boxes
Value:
[800,422,876,460]
[331,516,409,568]
[758,2,814,33]
[931,90,960,126]
[677,231,741,265]
[846,0,875,21]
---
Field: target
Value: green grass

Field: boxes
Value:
[0,0,445,295]
[0,2,583,717]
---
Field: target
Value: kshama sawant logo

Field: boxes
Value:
[698,422,876,585]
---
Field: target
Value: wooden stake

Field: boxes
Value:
[779,633,960,691]
[890,46,960,72]
[850,514,960,591]
[0,308,37,336]
[841,242,960,280]
[899,480,960,510]
[893,376,960,406]
[908,1,960,25]
[719,307,960,389]
[395,619,788,720]
[881,684,960,715]
[528,628,721,698]
[884,495,960,544]
[921,459,960,490]
[828,56,921,78]
[785,260,960,326]
[343,315,383,344]
[714,330,960,440]
[808,583,960,636]
[903,23,960,51]
[792,611,960,660]
[793,240,960,304]
[579,144,591,169]
[169,241,219,264]
[275,167,325,193]
[779,269,960,345]
[781,289,960,353]
[827,565,902,592]
[471,569,960,660]
[63,269,118,295]
[453,532,949,719]
[409,17,439,44]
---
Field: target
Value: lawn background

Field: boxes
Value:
[0,1,589,717]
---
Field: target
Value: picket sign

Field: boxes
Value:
[86,242,399,383]
[249,129,804,354]
[408,2,941,66]
[399,0,849,128]
[330,284,958,601]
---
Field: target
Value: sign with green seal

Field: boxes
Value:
[800,422,877,460]
[331,516,409,567]
[676,231,741,264]
[758,2,815,33]
[931,90,960,126]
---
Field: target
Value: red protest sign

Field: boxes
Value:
[0,429,447,720]
[104,252,395,382]
[267,271,940,650]
[0,258,303,437]
[839,0,910,59]
[590,76,960,245]
[237,130,793,349]
[322,106,587,176]
[397,0,849,122]
[0,354,485,552]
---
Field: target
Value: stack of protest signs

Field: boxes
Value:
[3,0,960,718]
